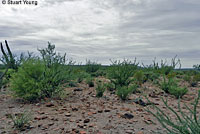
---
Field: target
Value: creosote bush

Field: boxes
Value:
[95,80,105,97]
[160,76,188,98]
[10,43,68,101]
[134,70,145,86]
[107,59,138,88]
[10,59,45,101]
[116,86,133,100]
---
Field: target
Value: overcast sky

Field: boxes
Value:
[0,0,200,67]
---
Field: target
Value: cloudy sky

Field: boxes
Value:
[0,0,200,67]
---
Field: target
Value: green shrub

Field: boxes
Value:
[10,43,68,101]
[68,81,77,87]
[160,76,187,98]
[7,111,31,130]
[169,87,188,99]
[183,75,191,82]
[86,77,94,87]
[85,60,101,73]
[107,59,138,88]
[116,86,133,100]
[95,80,105,97]
[10,59,44,101]
[134,70,145,86]
[160,77,177,93]
[105,82,115,91]
[144,71,160,82]
[146,90,200,134]
[76,72,90,83]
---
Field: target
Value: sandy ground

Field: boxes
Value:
[0,81,199,134]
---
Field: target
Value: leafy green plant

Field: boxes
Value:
[85,60,101,73]
[10,59,44,101]
[160,76,177,93]
[86,77,94,87]
[10,43,68,101]
[7,111,31,130]
[146,90,200,134]
[160,75,188,98]
[116,86,133,100]
[68,81,77,87]
[169,87,188,99]
[134,70,145,86]
[105,82,115,91]
[107,59,138,88]
[95,80,105,97]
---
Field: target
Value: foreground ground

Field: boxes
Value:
[0,81,199,134]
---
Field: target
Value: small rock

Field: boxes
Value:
[104,109,111,112]
[136,131,143,134]
[80,131,87,134]
[48,122,54,126]
[46,102,54,107]
[121,113,134,119]
[65,113,71,117]
[74,88,83,91]
[72,107,78,111]
[126,130,133,134]
[84,119,90,123]
[98,110,103,113]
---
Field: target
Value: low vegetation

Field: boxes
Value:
[0,40,200,133]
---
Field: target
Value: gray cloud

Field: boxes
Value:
[0,0,200,67]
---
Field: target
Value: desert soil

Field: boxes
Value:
[0,80,199,134]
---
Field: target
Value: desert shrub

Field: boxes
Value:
[183,75,191,83]
[160,76,177,93]
[193,64,200,71]
[86,77,94,87]
[10,43,68,101]
[116,86,133,100]
[189,73,200,87]
[85,60,101,73]
[95,80,105,97]
[107,59,138,88]
[91,69,106,77]
[169,87,188,99]
[160,66,174,75]
[68,81,77,87]
[193,73,200,82]
[7,111,31,130]
[129,83,138,94]
[76,72,90,83]
[105,82,115,91]
[160,76,187,98]
[146,90,200,134]
[134,70,145,86]
[10,59,44,101]
[144,71,160,82]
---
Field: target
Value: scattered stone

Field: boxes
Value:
[80,131,87,134]
[46,102,54,107]
[84,119,90,123]
[126,130,133,134]
[136,131,143,134]
[72,107,78,111]
[133,98,148,106]
[48,122,54,126]
[74,88,83,92]
[98,110,103,113]
[65,113,71,117]
[104,109,111,112]
[8,106,14,108]
[121,113,134,119]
